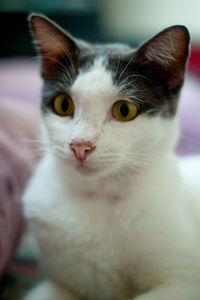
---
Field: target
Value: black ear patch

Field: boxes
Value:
[29,13,79,78]
[136,25,190,92]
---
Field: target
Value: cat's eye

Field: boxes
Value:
[112,100,139,121]
[53,94,74,117]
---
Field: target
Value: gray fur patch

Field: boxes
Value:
[106,51,181,118]
[41,43,182,118]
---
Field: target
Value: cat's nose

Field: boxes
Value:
[70,141,96,163]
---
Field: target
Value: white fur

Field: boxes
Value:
[23,58,200,300]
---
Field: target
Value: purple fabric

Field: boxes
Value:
[0,58,199,275]
[0,58,41,105]
[177,75,200,155]
[0,158,21,274]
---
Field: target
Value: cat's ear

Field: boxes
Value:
[29,13,80,77]
[136,25,190,91]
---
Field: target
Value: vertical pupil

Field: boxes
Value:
[61,98,69,111]
[120,103,129,117]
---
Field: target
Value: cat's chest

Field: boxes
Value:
[34,188,135,260]
[31,188,148,300]
[23,156,169,299]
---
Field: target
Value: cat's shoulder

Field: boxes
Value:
[22,153,64,217]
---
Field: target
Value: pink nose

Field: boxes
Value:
[70,141,96,163]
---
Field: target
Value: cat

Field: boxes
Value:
[22,13,200,300]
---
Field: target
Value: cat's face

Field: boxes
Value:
[29,14,189,177]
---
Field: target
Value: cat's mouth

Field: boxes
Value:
[75,163,98,175]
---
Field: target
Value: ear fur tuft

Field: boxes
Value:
[28,13,78,77]
[137,25,190,90]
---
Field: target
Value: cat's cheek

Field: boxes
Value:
[42,114,73,152]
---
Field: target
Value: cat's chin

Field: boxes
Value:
[74,162,114,178]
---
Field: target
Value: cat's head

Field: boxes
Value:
[29,13,190,177]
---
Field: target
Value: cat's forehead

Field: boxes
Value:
[71,57,118,103]
[71,43,134,103]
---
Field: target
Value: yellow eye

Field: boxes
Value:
[53,94,74,117]
[112,100,139,121]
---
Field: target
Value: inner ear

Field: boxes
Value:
[136,25,190,91]
[29,13,79,78]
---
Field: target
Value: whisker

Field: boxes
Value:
[116,53,135,84]
[114,168,126,189]
[125,151,159,158]
[115,57,121,79]
[47,33,77,78]
[119,74,152,88]
[40,54,73,84]
[122,158,152,169]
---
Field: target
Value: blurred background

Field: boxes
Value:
[0,1,200,300]
[1,0,200,56]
